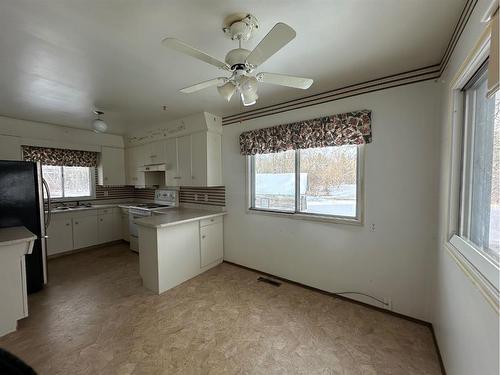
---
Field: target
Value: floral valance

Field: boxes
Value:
[22,145,98,167]
[239,110,372,155]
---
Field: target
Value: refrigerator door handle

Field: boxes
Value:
[42,178,51,229]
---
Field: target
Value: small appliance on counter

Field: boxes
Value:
[128,188,179,252]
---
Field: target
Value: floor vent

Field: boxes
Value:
[257,277,281,287]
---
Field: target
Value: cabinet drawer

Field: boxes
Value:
[71,209,98,218]
[200,215,222,227]
[98,207,119,215]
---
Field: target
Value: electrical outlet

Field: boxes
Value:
[103,191,109,197]
[369,223,375,232]
[204,194,208,202]
[194,193,198,201]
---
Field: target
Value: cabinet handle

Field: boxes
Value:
[173,177,181,180]
[66,223,70,226]
[75,221,79,225]
[202,235,206,239]
[100,218,103,222]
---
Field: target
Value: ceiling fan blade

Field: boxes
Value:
[245,23,296,68]
[162,38,231,71]
[180,77,227,94]
[256,72,313,89]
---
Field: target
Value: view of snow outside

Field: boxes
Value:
[42,165,91,198]
[254,146,358,217]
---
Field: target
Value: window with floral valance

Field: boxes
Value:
[22,145,98,167]
[239,110,372,155]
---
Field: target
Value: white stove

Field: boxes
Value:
[129,189,179,252]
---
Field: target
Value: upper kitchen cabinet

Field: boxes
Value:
[163,131,222,187]
[145,141,167,165]
[191,131,222,187]
[125,145,146,187]
[98,146,125,186]
[0,135,21,160]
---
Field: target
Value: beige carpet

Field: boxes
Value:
[0,243,441,374]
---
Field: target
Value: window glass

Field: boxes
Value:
[42,165,93,199]
[250,146,361,220]
[253,150,295,212]
[299,145,357,217]
[63,166,91,197]
[42,165,63,198]
[461,71,500,263]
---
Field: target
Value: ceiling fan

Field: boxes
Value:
[161,13,313,106]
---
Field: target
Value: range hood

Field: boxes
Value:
[137,164,166,172]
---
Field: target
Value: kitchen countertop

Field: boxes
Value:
[50,202,136,214]
[0,226,37,246]
[135,208,226,229]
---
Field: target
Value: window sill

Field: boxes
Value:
[444,238,499,313]
[247,208,362,226]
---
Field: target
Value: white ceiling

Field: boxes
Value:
[0,0,466,134]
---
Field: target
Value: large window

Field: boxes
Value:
[250,145,362,222]
[454,66,500,266]
[42,165,94,199]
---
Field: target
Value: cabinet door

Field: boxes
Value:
[191,132,207,186]
[98,212,122,243]
[126,146,145,187]
[0,135,21,160]
[147,141,167,165]
[200,223,223,268]
[177,135,192,186]
[47,218,73,255]
[165,138,180,186]
[73,216,99,249]
[99,147,125,185]
[121,212,130,241]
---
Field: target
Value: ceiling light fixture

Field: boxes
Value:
[217,81,237,102]
[238,75,258,106]
[92,110,108,133]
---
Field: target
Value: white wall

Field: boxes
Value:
[222,80,440,321]
[0,115,124,152]
[433,0,500,374]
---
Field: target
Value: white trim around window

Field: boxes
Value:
[445,25,499,310]
[245,145,364,225]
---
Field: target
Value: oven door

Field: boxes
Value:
[129,210,150,252]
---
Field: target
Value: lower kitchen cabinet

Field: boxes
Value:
[121,209,130,242]
[73,215,99,249]
[98,208,122,243]
[200,218,223,268]
[47,207,125,256]
[47,216,73,256]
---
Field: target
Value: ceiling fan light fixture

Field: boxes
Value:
[92,110,108,133]
[217,81,237,101]
[240,90,258,106]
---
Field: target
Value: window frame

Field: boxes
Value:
[43,165,96,202]
[246,145,364,225]
[445,27,500,300]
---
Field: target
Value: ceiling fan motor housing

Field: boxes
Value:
[225,48,251,70]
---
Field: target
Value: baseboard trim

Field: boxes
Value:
[223,260,447,375]
[47,240,127,259]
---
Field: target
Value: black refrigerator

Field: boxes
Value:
[0,160,48,293]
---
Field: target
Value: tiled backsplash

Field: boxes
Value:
[94,185,225,206]
[95,185,136,200]
[179,186,225,206]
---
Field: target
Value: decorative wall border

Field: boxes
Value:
[221,0,477,126]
